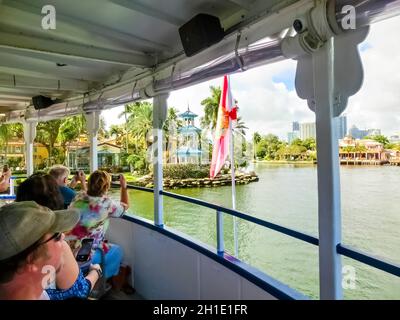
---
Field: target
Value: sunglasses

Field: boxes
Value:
[37,232,63,246]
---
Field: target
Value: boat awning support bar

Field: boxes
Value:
[85,111,100,173]
[314,37,343,300]
[153,93,168,226]
[23,121,37,176]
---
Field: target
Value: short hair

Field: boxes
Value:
[0,237,48,284]
[87,170,111,197]
[49,165,70,181]
[16,173,64,210]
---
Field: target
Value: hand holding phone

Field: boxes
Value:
[76,238,94,262]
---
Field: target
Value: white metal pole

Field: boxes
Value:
[229,121,238,257]
[153,93,168,226]
[85,111,100,173]
[9,178,14,196]
[23,121,37,176]
[227,74,238,258]
[313,37,343,300]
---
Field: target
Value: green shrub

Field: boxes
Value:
[163,164,210,179]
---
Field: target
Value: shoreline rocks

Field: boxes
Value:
[136,172,259,189]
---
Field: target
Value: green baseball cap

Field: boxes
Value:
[0,201,80,261]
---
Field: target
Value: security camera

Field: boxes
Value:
[293,16,308,34]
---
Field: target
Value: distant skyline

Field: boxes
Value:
[103,15,400,140]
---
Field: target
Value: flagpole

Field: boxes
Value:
[227,74,238,258]
[229,119,238,257]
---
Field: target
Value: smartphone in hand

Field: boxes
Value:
[76,238,94,262]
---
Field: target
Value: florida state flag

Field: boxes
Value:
[210,75,237,179]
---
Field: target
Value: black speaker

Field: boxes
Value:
[32,95,59,110]
[179,14,224,57]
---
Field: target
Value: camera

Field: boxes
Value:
[3,164,8,172]
[111,174,121,182]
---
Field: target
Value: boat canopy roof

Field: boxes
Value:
[1,0,400,123]
[0,0,306,122]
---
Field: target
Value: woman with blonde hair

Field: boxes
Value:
[67,170,129,279]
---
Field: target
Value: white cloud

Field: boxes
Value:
[103,15,400,140]
[345,16,400,136]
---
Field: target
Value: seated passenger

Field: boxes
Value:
[0,201,79,300]
[67,170,129,279]
[0,165,11,193]
[49,165,87,208]
[16,173,101,300]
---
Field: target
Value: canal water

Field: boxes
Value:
[112,163,400,299]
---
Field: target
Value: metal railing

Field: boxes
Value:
[120,183,400,283]
[0,176,20,200]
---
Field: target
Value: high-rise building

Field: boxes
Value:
[390,134,400,143]
[349,125,368,139]
[334,116,347,140]
[292,121,300,132]
[300,122,316,140]
[288,131,299,144]
[367,129,381,136]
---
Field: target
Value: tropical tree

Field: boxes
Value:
[163,107,183,163]
[58,115,87,163]
[0,124,13,160]
[364,134,390,148]
[200,86,221,130]
[253,132,261,145]
[234,117,248,136]
[98,116,109,140]
[109,124,126,146]
[386,143,400,151]
[252,132,262,160]
[0,123,23,159]
[302,138,316,151]
[126,101,153,151]
[256,134,284,160]
[35,119,63,165]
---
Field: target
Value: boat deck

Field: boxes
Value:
[102,289,144,301]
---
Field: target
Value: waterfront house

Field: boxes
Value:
[67,139,122,170]
[339,136,388,164]
[0,138,48,169]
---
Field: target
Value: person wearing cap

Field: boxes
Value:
[0,201,79,300]
[15,173,102,300]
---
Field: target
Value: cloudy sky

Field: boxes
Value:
[103,15,400,141]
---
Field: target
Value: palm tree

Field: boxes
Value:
[58,115,86,163]
[0,124,12,163]
[109,124,126,146]
[234,117,248,136]
[163,107,183,163]
[253,132,261,160]
[126,101,153,150]
[36,119,63,165]
[200,86,221,130]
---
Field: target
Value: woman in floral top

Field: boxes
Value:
[67,170,129,279]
